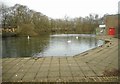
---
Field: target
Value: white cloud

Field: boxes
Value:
[119,1,120,14]
[0,0,119,19]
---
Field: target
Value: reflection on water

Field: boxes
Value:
[2,35,49,58]
[2,34,104,58]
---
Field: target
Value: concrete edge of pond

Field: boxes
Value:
[73,36,112,58]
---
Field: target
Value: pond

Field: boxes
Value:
[2,34,104,58]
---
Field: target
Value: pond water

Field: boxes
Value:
[2,34,104,58]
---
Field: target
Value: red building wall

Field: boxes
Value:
[105,15,118,37]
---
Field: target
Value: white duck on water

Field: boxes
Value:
[76,36,78,39]
[27,35,30,39]
[67,40,71,43]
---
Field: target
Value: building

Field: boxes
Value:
[105,14,119,37]
[96,25,106,35]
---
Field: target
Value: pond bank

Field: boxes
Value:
[2,35,118,82]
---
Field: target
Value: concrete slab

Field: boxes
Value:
[70,66,80,71]
[61,77,74,82]
[17,68,29,73]
[2,36,118,82]
[22,72,36,82]
[38,67,49,72]
[10,73,24,82]
[47,77,59,82]
[83,70,97,76]
[71,71,84,77]
[60,66,70,71]
[36,71,48,78]
[73,77,87,82]
[35,77,48,82]
[60,71,72,77]
[2,73,13,81]
[49,67,59,72]
[48,71,59,77]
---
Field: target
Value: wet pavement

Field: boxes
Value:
[2,36,118,82]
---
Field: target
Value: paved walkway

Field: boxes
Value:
[2,36,118,82]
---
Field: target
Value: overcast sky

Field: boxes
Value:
[0,0,119,19]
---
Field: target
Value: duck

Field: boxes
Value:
[27,35,30,39]
[76,36,78,39]
[67,40,71,43]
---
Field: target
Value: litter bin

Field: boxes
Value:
[108,27,115,36]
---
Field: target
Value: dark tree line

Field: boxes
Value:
[0,4,103,36]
